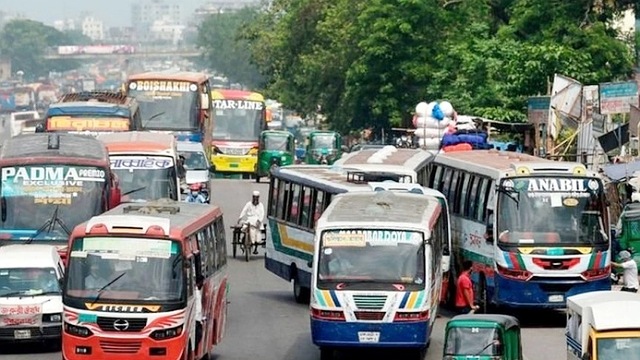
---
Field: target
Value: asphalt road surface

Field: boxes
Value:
[0,178,565,360]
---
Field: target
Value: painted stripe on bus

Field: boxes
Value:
[268,219,313,261]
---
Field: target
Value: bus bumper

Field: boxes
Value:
[493,274,611,309]
[62,334,185,360]
[310,318,429,348]
[211,154,257,174]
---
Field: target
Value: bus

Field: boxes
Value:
[423,149,611,310]
[43,91,142,137]
[266,165,451,304]
[310,191,447,358]
[210,89,267,178]
[97,132,180,202]
[125,71,212,143]
[0,133,122,259]
[334,146,434,182]
[62,200,229,360]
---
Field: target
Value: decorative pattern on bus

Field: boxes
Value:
[267,220,313,261]
[398,291,426,310]
[314,289,341,308]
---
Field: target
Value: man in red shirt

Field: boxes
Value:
[455,260,480,314]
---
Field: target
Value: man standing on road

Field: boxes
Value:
[612,250,639,293]
[455,260,480,314]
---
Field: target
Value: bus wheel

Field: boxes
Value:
[293,274,310,304]
[319,347,335,360]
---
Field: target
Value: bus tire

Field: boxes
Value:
[319,347,334,360]
[292,269,310,304]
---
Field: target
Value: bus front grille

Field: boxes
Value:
[96,316,147,332]
[99,340,142,354]
[352,295,387,310]
[354,311,385,321]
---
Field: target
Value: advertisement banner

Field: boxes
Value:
[599,81,639,115]
[48,117,130,132]
[322,229,423,247]
[128,81,198,93]
[0,304,43,327]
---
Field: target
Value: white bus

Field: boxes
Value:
[423,149,611,311]
[310,191,448,359]
[335,146,434,183]
[266,165,451,304]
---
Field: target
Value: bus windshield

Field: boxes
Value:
[445,327,501,356]
[317,229,425,290]
[129,85,198,131]
[0,165,107,241]
[111,155,177,201]
[212,104,264,141]
[597,337,640,359]
[178,151,209,170]
[497,177,608,246]
[65,237,184,302]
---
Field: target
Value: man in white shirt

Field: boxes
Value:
[238,190,265,254]
[612,250,639,293]
[194,275,205,351]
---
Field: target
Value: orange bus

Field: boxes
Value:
[125,72,212,145]
[62,200,229,360]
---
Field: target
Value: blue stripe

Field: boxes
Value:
[329,290,341,307]
[503,251,514,267]
[566,334,582,352]
[601,251,608,267]
[399,292,411,308]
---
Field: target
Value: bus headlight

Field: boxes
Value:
[64,322,93,338]
[150,325,184,340]
[44,313,62,322]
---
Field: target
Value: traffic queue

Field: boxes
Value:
[0,82,639,360]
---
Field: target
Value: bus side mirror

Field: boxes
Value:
[201,93,210,110]
[110,187,122,208]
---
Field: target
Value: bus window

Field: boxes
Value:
[431,166,442,189]
[276,180,289,220]
[313,191,324,225]
[450,170,461,212]
[459,173,471,215]
[466,176,480,218]
[288,184,301,224]
[214,218,227,269]
[300,187,311,228]
[476,178,490,222]
[439,168,451,193]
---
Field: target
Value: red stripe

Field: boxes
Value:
[508,252,521,270]
[593,251,602,269]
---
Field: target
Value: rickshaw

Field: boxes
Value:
[443,314,522,360]
[255,130,295,183]
[230,223,267,262]
[305,130,342,165]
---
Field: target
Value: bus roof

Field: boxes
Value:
[273,165,414,194]
[430,149,597,178]
[127,71,209,83]
[567,290,640,311]
[317,191,441,231]
[0,133,109,162]
[335,147,433,175]
[57,91,135,107]
[97,131,177,154]
[72,200,223,242]
[47,102,132,117]
[589,300,640,331]
[211,89,264,102]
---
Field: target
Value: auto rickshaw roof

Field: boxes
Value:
[448,314,519,330]
[262,130,293,137]
[622,202,640,220]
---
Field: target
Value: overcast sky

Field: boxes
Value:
[6,0,205,27]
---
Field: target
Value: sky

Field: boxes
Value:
[5,0,206,27]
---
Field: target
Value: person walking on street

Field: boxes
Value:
[612,250,639,293]
[455,260,480,314]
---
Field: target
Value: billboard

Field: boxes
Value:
[599,81,639,115]
[56,45,135,55]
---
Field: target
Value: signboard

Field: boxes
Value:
[48,117,130,132]
[0,304,42,327]
[502,178,601,198]
[599,81,639,115]
[128,81,198,93]
[72,237,175,259]
[212,99,264,111]
[322,229,422,247]
[110,156,174,170]
[0,166,106,205]
[527,96,550,125]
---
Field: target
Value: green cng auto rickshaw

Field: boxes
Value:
[444,314,522,360]
[255,130,295,183]
[305,130,342,165]
[614,202,640,272]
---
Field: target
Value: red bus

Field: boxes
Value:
[62,200,229,360]
[0,133,121,260]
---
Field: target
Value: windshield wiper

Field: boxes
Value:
[497,187,519,208]
[143,111,166,128]
[474,341,498,356]
[123,186,147,196]
[0,291,27,297]
[90,272,127,306]
[24,205,71,244]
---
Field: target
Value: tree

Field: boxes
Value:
[197,7,264,88]
[0,19,85,79]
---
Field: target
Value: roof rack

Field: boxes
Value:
[58,91,130,105]
[346,171,412,184]
[123,204,180,215]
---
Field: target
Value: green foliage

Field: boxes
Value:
[197,7,264,88]
[199,0,637,131]
[0,19,87,80]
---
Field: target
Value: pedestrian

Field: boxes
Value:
[195,275,205,350]
[455,260,480,314]
[612,250,639,293]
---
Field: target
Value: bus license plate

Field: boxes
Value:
[358,331,380,343]
[230,163,239,168]
[549,295,564,302]
[14,330,31,339]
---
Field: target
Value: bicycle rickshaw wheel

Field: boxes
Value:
[244,231,251,262]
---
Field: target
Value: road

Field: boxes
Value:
[0,177,566,360]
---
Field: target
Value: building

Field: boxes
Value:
[107,27,135,44]
[131,0,182,42]
[53,19,77,32]
[81,16,105,41]
[150,16,185,45]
